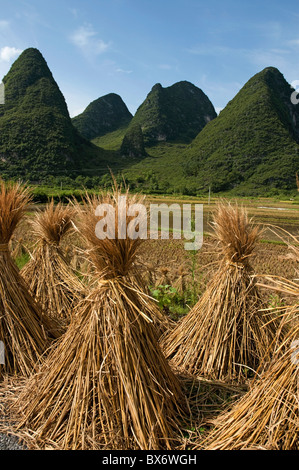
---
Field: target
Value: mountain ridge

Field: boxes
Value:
[1,48,299,196]
[127,80,217,145]
[72,93,133,141]
[119,67,299,195]
[0,48,118,181]
[180,66,299,193]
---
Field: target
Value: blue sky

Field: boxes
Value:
[1,0,299,117]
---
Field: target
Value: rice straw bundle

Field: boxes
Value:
[21,199,84,324]
[0,180,58,377]
[73,189,170,334]
[199,228,299,450]
[198,314,298,450]
[160,201,285,384]
[11,184,186,450]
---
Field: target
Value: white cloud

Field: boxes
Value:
[69,8,79,18]
[0,20,10,30]
[287,39,299,47]
[70,24,110,56]
[116,68,132,74]
[0,46,23,62]
[70,25,95,48]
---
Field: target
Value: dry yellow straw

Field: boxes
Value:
[21,199,85,325]
[194,227,299,450]
[10,183,187,449]
[198,317,298,450]
[0,180,59,377]
[160,201,287,384]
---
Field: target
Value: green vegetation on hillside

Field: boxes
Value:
[1,49,299,198]
[128,81,217,145]
[92,126,128,150]
[0,48,122,182]
[72,93,132,140]
[117,67,299,196]
[0,48,81,180]
[121,142,192,194]
[181,67,299,194]
[120,123,147,158]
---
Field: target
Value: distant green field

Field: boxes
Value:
[27,183,299,243]
[92,126,128,150]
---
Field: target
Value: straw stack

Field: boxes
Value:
[21,199,85,325]
[0,181,58,377]
[12,185,186,450]
[73,190,171,335]
[160,201,285,384]
[199,314,298,450]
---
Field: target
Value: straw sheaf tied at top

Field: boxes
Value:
[74,187,146,279]
[0,180,32,244]
[0,181,59,376]
[30,199,74,246]
[212,201,260,266]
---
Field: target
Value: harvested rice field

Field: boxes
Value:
[0,187,298,451]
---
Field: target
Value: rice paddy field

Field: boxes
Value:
[14,194,299,274]
[8,197,299,329]
[143,195,299,282]
[1,187,299,451]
